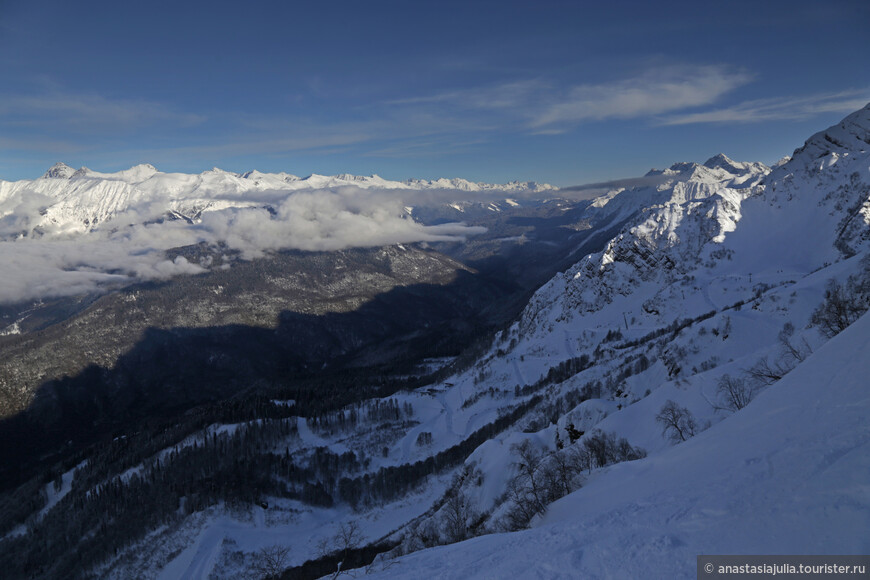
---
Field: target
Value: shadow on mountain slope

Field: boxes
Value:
[0,267,512,490]
[0,202,636,490]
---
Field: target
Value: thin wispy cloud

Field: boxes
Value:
[0,135,88,154]
[529,66,753,128]
[558,174,678,199]
[2,65,865,183]
[0,91,205,133]
[387,79,546,111]
[361,136,489,159]
[657,90,870,125]
[385,66,752,132]
[134,132,377,162]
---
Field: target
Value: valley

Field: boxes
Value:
[0,105,868,579]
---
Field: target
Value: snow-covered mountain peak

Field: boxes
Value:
[520,155,769,330]
[728,104,870,269]
[662,161,697,175]
[58,164,160,184]
[517,107,870,346]
[703,153,767,176]
[111,164,159,183]
[71,166,92,179]
[334,173,372,182]
[241,169,301,185]
[42,162,76,179]
[204,167,237,176]
[0,165,559,237]
[703,152,736,168]
[644,156,768,186]
[788,103,870,169]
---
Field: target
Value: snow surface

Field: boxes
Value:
[0,165,555,238]
[100,473,456,580]
[41,104,870,579]
[0,164,561,303]
[3,460,88,541]
[38,461,85,521]
[365,311,870,579]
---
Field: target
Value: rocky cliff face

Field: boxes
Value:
[520,154,769,333]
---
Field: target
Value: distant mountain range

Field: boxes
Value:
[0,164,555,238]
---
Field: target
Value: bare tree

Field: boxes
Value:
[317,520,364,578]
[405,518,439,552]
[334,520,363,559]
[745,322,813,387]
[716,374,757,412]
[811,278,869,338]
[565,442,595,474]
[655,400,698,443]
[548,450,580,498]
[500,441,550,530]
[502,431,644,530]
[442,490,473,543]
[502,472,542,531]
[510,440,548,517]
[247,544,291,580]
[745,357,786,386]
[780,334,811,364]
[778,323,812,364]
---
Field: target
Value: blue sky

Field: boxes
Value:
[0,0,868,185]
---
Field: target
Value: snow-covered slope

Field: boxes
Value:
[6,105,869,580]
[357,104,870,576]
[521,106,869,338]
[0,165,559,304]
[0,165,556,238]
[366,310,870,579]
[520,153,768,327]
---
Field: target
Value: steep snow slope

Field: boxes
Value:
[517,165,762,333]
[366,310,870,579]
[521,106,868,339]
[354,104,870,575]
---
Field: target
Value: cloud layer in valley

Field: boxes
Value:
[0,185,486,304]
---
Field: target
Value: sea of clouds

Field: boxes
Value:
[0,185,487,304]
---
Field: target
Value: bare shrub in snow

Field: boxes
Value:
[745,357,787,386]
[716,374,758,412]
[507,441,549,523]
[778,323,812,364]
[404,519,440,553]
[501,432,644,531]
[584,427,642,463]
[547,449,580,498]
[745,323,813,387]
[247,544,291,580]
[811,259,870,339]
[811,275,870,338]
[317,520,364,577]
[656,400,698,443]
[442,489,474,543]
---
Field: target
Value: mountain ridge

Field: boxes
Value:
[0,164,557,239]
[1,105,869,580]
